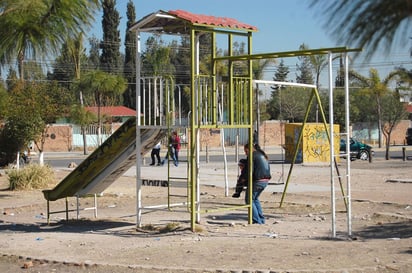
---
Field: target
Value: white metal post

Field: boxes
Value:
[344,53,352,236]
[195,34,201,224]
[328,52,336,238]
[136,30,143,227]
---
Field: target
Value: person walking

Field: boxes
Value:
[171,131,181,165]
[150,142,162,166]
[243,143,271,224]
[161,131,180,166]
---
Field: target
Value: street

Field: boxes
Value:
[36,145,412,169]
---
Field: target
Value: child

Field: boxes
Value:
[232,158,248,198]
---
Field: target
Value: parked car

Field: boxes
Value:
[340,138,373,161]
[405,128,412,145]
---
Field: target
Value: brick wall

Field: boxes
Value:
[196,120,286,148]
[387,120,411,145]
[258,120,285,147]
[41,125,73,152]
[39,120,412,152]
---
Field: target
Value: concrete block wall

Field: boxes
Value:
[38,120,412,152]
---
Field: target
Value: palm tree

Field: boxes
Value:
[309,0,412,59]
[78,70,127,145]
[0,0,100,81]
[349,68,403,148]
[67,33,92,155]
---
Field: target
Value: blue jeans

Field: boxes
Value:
[245,181,268,224]
[162,147,178,166]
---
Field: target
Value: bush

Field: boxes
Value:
[7,164,54,190]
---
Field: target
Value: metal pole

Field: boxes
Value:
[255,83,260,144]
[195,34,201,224]
[136,30,143,228]
[177,85,182,125]
[344,53,352,236]
[328,52,336,238]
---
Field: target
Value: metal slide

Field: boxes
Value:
[43,117,166,201]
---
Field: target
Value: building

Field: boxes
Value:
[42,106,136,152]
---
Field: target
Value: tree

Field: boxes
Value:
[252,59,274,141]
[381,91,408,160]
[100,0,122,74]
[140,35,178,122]
[2,81,73,165]
[296,47,314,85]
[142,35,175,76]
[123,0,137,109]
[88,37,101,70]
[65,34,90,155]
[295,44,316,121]
[70,104,97,155]
[349,68,403,148]
[49,42,77,88]
[5,68,18,91]
[277,87,312,123]
[296,56,313,84]
[0,0,100,81]
[23,61,46,82]
[50,34,87,89]
[268,59,290,120]
[273,59,289,82]
[65,34,88,155]
[77,70,127,145]
[0,85,8,121]
[48,34,90,154]
[171,37,191,83]
[298,44,327,89]
[309,0,412,59]
[309,54,327,90]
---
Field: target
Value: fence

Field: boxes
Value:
[72,123,118,148]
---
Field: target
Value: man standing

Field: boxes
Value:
[150,142,161,166]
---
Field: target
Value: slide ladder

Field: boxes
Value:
[166,145,191,211]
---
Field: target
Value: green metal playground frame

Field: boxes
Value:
[130,10,361,236]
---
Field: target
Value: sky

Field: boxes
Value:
[88,0,411,89]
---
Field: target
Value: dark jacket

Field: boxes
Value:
[252,150,271,181]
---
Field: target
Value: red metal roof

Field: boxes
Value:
[85,106,136,117]
[130,10,257,34]
[168,10,257,31]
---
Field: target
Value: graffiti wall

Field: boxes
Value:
[284,123,340,163]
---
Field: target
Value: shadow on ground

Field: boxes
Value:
[0,219,134,234]
[355,221,412,239]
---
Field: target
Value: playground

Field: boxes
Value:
[0,8,411,272]
[0,153,412,272]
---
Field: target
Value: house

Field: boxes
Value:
[42,106,137,152]
[84,106,136,123]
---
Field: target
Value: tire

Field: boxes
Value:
[359,150,370,161]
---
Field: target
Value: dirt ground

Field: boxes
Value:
[0,156,411,273]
